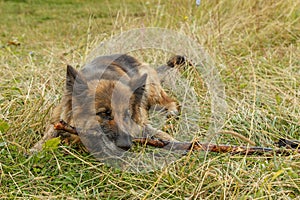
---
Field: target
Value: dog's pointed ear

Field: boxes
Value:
[66,65,88,96]
[130,74,148,96]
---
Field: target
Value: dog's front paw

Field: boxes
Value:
[166,106,180,119]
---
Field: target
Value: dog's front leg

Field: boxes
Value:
[143,124,178,141]
[158,90,180,118]
[30,124,58,153]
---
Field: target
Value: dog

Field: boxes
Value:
[30,54,186,154]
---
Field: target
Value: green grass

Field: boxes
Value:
[1,0,300,199]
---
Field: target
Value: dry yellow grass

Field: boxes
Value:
[0,0,300,199]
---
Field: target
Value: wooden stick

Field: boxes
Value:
[54,120,78,135]
[276,138,300,149]
[53,120,300,155]
[132,138,166,148]
[164,141,300,155]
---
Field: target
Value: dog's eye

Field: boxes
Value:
[96,109,113,120]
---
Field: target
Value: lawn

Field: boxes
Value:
[1,0,300,199]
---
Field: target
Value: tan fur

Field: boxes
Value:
[31,54,179,153]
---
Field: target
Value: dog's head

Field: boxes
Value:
[65,65,147,150]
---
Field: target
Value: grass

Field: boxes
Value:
[1,0,300,199]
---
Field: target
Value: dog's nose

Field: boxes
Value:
[115,133,133,150]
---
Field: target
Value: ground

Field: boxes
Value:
[0,0,300,199]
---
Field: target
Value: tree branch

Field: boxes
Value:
[53,120,300,155]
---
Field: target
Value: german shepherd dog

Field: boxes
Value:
[31,54,185,154]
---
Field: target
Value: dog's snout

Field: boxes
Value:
[115,132,133,150]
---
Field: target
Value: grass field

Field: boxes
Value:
[1,0,300,199]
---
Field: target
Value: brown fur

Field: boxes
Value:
[31,54,179,153]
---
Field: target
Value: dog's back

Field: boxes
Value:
[81,54,144,81]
